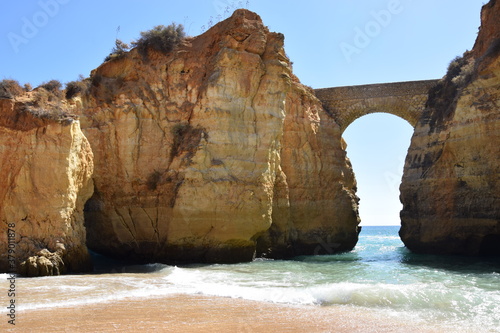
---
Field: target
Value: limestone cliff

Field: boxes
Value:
[400,0,500,255]
[0,97,94,276]
[80,9,359,263]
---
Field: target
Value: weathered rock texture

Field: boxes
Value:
[315,80,438,133]
[80,9,359,263]
[400,0,500,255]
[0,98,94,276]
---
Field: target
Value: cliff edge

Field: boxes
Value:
[79,9,360,263]
[0,96,94,276]
[399,0,500,255]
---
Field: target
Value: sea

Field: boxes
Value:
[6,226,500,332]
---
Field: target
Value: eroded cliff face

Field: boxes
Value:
[80,9,359,263]
[0,98,94,276]
[400,0,500,255]
[259,84,359,257]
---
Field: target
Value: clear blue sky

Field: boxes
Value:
[0,0,486,226]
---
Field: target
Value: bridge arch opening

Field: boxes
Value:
[342,113,413,227]
[314,79,438,133]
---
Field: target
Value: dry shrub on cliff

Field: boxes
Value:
[103,23,185,62]
[38,80,64,101]
[132,23,185,57]
[105,39,131,62]
[30,109,74,125]
[30,83,68,120]
[0,79,69,122]
[425,53,477,132]
[446,54,475,87]
[20,100,74,125]
[171,123,204,161]
[65,77,90,99]
[40,80,62,93]
[0,79,25,99]
[452,59,475,86]
[447,56,465,78]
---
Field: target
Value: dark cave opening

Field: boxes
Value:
[479,234,500,256]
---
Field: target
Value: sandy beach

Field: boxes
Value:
[7,294,455,333]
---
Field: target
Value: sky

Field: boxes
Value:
[0,0,486,226]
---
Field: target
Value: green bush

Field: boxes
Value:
[131,23,185,55]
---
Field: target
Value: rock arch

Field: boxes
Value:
[315,79,438,133]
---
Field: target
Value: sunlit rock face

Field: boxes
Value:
[400,0,500,255]
[80,9,360,263]
[0,98,94,276]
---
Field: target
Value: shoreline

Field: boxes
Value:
[10,294,462,333]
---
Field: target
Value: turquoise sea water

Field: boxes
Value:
[7,226,500,331]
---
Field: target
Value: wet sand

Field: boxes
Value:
[11,294,455,333]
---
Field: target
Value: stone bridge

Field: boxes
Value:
[314,79,439,133]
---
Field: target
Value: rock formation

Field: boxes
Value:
[3,2,498,275]
[0,97,94,276]
[400,0,500,255]
[79,9,360,263]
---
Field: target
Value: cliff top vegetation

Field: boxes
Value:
[105,23,186,61]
